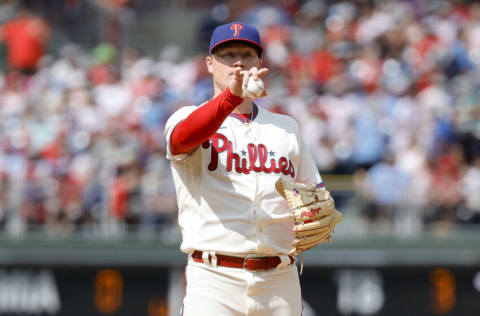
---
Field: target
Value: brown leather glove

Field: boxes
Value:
[276,178,343,255]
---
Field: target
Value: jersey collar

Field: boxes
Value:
[229,104,258,123]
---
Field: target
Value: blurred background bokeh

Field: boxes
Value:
[0,0,479,315]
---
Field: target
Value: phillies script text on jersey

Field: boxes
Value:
[202,133,295,177]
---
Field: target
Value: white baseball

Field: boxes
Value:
[243,76,265,99]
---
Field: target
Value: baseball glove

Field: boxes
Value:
[276,178,343,255]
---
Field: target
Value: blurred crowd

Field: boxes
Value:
[0,0,480,237]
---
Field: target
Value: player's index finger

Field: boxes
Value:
[250,67,259,80]
[241,70,250,87]
[233,67,243,80]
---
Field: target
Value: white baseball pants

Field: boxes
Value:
[181,255,302,316]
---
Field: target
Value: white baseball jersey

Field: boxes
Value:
[164,104,322,257]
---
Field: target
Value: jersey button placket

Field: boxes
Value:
[253,174,262,247]
[254,196,263,233]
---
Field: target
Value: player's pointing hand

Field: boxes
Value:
[229,67,245,98]
[230,66,269,99]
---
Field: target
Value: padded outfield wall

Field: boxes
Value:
[0,235,479,316]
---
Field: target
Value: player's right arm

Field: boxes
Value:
[169,66,252,155]
[169,87,243,155]
[168,66,268,155]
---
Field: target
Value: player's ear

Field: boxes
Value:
[206,55,214,74]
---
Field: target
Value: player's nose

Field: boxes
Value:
[233,60,244,68]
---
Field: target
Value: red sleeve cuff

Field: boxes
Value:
[224,87,244,106]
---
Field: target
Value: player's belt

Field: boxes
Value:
[191,251,294,271]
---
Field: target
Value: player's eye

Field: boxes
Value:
[216,51,231,58]
[218,51,235,58]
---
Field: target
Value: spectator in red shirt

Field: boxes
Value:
[0,5,50,74]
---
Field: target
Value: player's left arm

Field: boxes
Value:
[276,125,343,254]
[293,127,323,187]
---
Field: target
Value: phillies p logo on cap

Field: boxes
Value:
[231,23,244,37]
[209,22,263,54]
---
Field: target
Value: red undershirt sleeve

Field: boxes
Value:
[170,88,244,155]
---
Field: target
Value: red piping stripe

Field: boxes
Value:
[211,38,263,53]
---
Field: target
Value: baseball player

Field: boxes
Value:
[164,22,341,316]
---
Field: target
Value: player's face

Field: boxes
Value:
[206,42,261,93]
